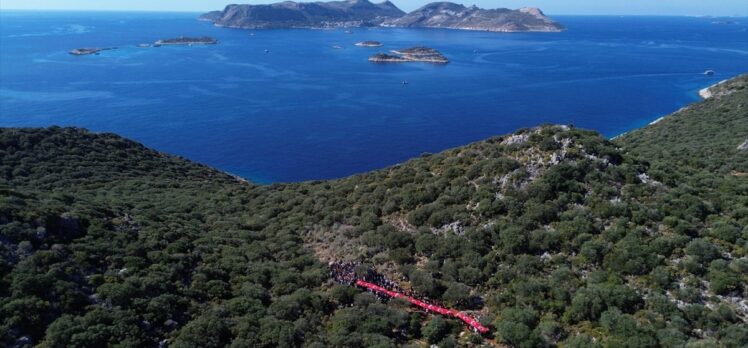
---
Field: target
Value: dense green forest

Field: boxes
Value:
[1,75,746,347]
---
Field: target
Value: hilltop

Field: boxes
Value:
[1,75,747,347]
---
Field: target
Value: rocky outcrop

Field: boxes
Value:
[199,0,405,29]
[355,40,383,47]
[69,47,116,56]
[699,75,748,99]
[738,139,748,151]
[200,1,563,32]
[699,85,717,99]
[382,2,564,32]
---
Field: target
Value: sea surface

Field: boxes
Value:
[1,12,747,183]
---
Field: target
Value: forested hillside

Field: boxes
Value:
[1,75,746,347]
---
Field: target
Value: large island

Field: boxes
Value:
[199,0,404,29]
[369,47,449,63]
[384,3,564,32]
[200,0,563,32]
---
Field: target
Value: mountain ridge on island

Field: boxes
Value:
[200,0,564,32]
[384,2,565,32]
[199,0,405,29]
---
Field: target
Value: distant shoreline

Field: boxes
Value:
[611,74,744,140]
[1,10,747,18]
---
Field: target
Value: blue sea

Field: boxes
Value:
[1,11,747,183]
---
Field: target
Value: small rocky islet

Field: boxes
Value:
[68,47,116,56]
[355,40,383,47]
[153,36,219,47]
[70,37,218,56]
[368,47,449,64]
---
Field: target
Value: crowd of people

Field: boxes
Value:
[329,261,444,306]
[329,261,357,285]
[330,261,405,292]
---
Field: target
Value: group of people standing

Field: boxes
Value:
[329,261,357,285]
[329,261,423,303]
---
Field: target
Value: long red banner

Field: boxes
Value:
[354,279,490,334]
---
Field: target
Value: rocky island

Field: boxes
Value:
[384,3,564,32]
[154,36,218,46]
[200,0,563,32]
[199,0,404,29]
[355,40,383,47]
[369,47,448,63]
[69,47,116,56]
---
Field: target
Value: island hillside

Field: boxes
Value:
[199,0,405,29]
[1,75,747,347]
[200,0,564,32]
[384,2,564,32]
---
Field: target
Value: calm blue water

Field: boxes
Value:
[1,11,747,183]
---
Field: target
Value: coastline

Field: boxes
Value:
[697,78,737,99]
[610,75,742,140]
